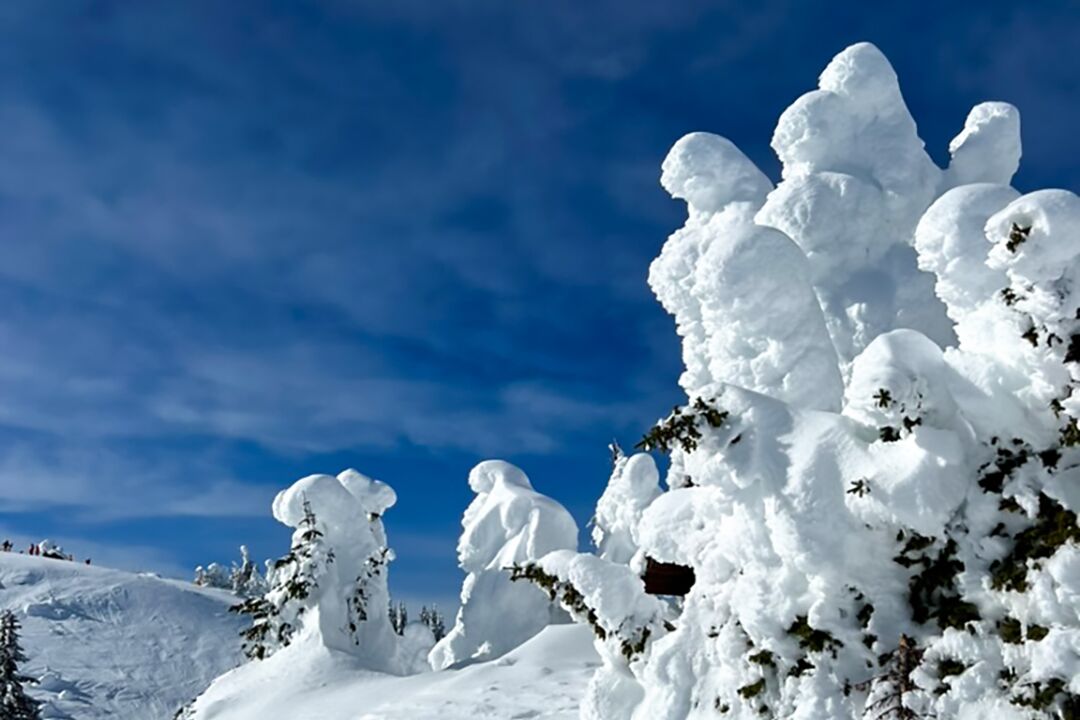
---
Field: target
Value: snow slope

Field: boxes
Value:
[0,552,244,719]
[189,623,598,720]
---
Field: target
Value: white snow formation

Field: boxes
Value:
[592,449,662,565]
[528,42,1080,720]
[429,459,579,670]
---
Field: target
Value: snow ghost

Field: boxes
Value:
[234,469,402,670]
[428,460,578,670]
[757,41,955,363]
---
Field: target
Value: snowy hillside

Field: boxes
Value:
[0,553,244,719]
[188,623,597,720]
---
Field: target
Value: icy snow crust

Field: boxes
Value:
[429,460,579,670]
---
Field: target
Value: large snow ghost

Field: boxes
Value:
[428,460,578,670]
[234,469,402,671]
[524,42,1080,720]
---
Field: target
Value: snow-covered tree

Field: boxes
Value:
[229,545,268,598]
[389,601,408,636]
[591,444,661,565]
[428,460,579,670]
[193,563,231,590]
[418,605,446,642]
[514,42,1080,720]
[232,469,402,670]
[0,611,41,720]
[194,546,268,597]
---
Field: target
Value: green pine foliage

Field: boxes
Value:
[0,611,41,720]
[231,498,331,660]
[636,397,729,454]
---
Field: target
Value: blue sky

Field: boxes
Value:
[0,1,1077,604]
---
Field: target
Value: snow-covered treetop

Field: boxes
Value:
[458,459,579,574]
[592,450,661,564]
[274,468,397,530]
[660,132,773,216]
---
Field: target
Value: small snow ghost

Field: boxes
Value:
[428,460,578,670]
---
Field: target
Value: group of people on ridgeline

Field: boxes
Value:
[1,539,90,564]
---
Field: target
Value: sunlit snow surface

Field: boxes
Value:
[190,624,598,720]
[0,553,243,720]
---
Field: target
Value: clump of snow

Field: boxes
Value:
[429,460,579,670]
[946,102,1022,187]
[650,139,844,411]
[531,550,672,720]
[756,42,956,364]
[913,183,1019,324]
[660,132,774,218]
[591,448,661,565]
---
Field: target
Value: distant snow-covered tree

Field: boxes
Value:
[389,601,408,636]
[419,605,446,642]
[229,545,268,598]
[193,563,230,590]
[0,611,41,720]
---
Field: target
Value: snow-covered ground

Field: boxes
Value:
[189,623,598,720]
[0,549,597,720]
[0,552,244,719]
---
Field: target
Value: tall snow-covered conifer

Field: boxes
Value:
[0,611,41,720]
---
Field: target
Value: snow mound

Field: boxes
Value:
[0,553,243,720]
[187,623,598,720]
